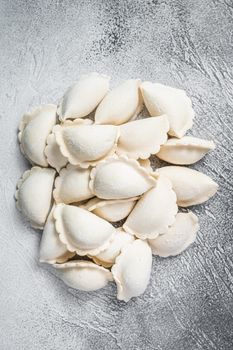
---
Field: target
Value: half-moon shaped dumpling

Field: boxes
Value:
[82,197,138,222]
[53,261,113,291]
[89,156,157,199]
[57,72,110,121]
[124,176,177,239]
[140,82,194,138]
[53,164,93,204]
[39,207,75,264]
[95,79,142,125]
[90,228,135,267]
[116,115,169,159]
[45,133,68,172]
[157,166,218,207]
[53,204,116,256]
[18,104,57,166]
[15,167,56,229]
[148,212,199,257]
[112,239,152,302]
[156,136,215,165]
[54,119,119,167]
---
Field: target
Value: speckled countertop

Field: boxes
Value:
[0,0,232,349]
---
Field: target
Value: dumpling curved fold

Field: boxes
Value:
[157,166,218,207]
[89,156,157,199]
[39,207,75,264]
[140,82,194,138]
[53,204,116,256]
[82,197,138,222]
[95,79,142,125]
[116,115,169,159]
[90,228,135,267]
[53,164,93,204]
[138,158,153,172]
[54,119,119,167]
[124,176,178,239]
[148,212,199,257]
[156,136,215,165]
[45,132,67,172]
[18,104,57,166]
[112,239,152,302]
[57,72,110,121]
[15,167,56,229]
[53,261,113,291]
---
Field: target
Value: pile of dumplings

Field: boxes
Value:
[15,73,218,302]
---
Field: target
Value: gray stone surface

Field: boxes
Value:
[0,0,232,349]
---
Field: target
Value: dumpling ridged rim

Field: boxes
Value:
[53,260,113,282]
[84,196,139,212]
[90,256,114,268]
[40,251,75,265]
[111,241,133,296]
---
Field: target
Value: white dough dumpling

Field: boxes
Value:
[116,115,169,159]
[53,204,116,256]
[124,176,178,239]
[156,136,215,165]
[90,228,135,267]
[89,156,157,199]
[39,207,75,264]
[45,132,68,172]
[53,164,93,204]
[53,261,113,291]
[112,239,152,302]
[157,166,218,207]
[95,79,142,125]
[18,104,57,167]
[54,119,119,168]
[140,82,194,138]
[148,212,199,257]
[15,167,56,229]
[82,197,138,222]
[57,72,110,121]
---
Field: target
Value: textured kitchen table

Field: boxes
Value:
[0,0,232,349]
